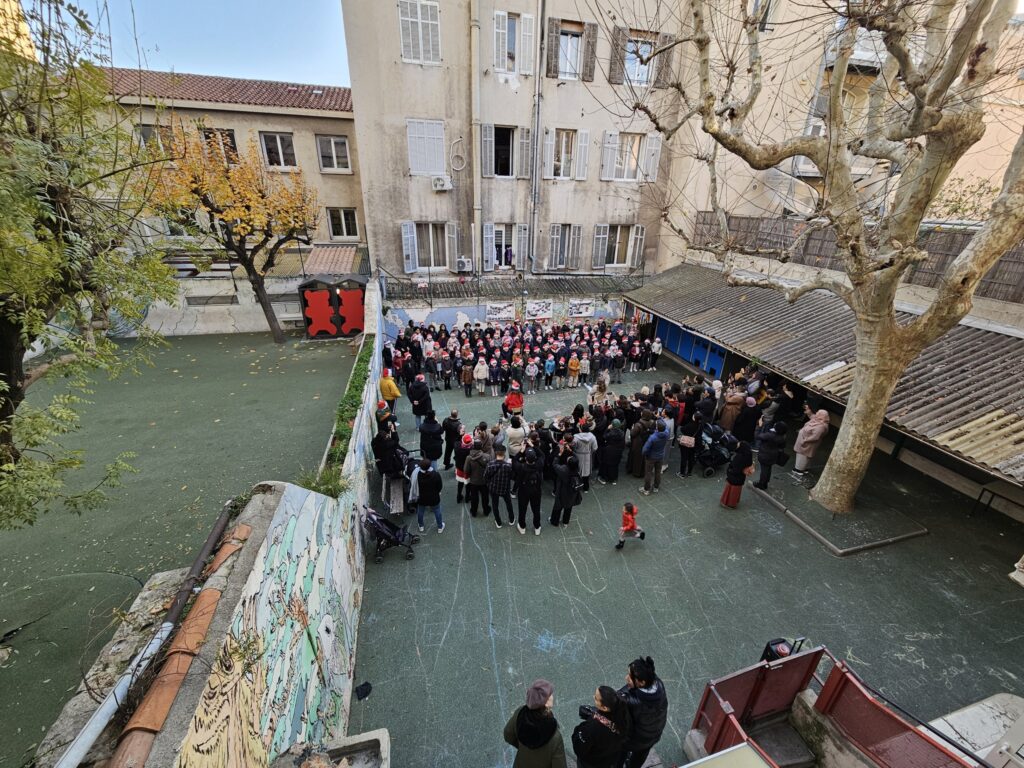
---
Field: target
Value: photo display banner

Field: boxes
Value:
[567,298,595,317]
[486,301,516,321]
[525,299,553,319]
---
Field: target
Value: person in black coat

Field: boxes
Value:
[598,420,626,485]
[732,398,761,444]
[514,449,545,534]
[676,413,703,478]
[617,657,668,768]
[753,421,789,490]
[407,374,432,429]
[414,458,444,532]
[550,454,580,527]
[572,686,631,768]
[441,409,463,470]
[721,440,754,509]
[370,423,404,478]
[418,411,444,469]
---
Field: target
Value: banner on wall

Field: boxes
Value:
[486,301,516,321]
[525,299,553,319]
[567,298,595,318]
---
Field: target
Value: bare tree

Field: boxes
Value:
[600,0,1024,513]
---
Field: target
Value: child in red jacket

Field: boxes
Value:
[615,501,645,550]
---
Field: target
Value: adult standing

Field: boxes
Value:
[464,440,492,518]
[407,374,432,430]
[505,416,529,459]
[732,397,761,444]
[413,458,444,534]
[792,409,830,478]
[572,423,598,492]
[515,449,544,534]
[753,421,788,490]
[719,389,745,432]
[572,687,631,768]
[649,338,663,371]
[721,441,754,509]
[676,413,702,478]
[550,454,581,528]
[441,409,463,470]
[453,433,473,504]
[503,679,568,768]
[485,446,515,528]
[617,657,669,768]
[639,419,670,496]
[418,410,444,469]
[628,410,655,479]
[379,368,401,415]
[598,419,626,485]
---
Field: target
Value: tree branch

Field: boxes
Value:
[723,264,854,305]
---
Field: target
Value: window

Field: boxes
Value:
[558,27,581,79]
[553,129,575,179]
[327,208,358,239]
[416,222,448,268]
[137,124,174,153]
[605,225,631,265]
[493,224,515,268]
[317,135,351,171]
[625,38,654,85]
[407,119,445,176]
[614,133,644,180]
[494,126,514,177]
[261,132,296,167]
[201,128,237,164]
[548,223,582,269]
[399,0,441,64]
[599,131,660,182]
[753,0,774,31]
[494,11,535,74]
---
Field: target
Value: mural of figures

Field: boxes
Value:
[567,298,595,317]
[177,485,364,767]
[525,300,553,320]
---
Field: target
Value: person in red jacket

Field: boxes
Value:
[615,501,645,550]
[502,381,525,419]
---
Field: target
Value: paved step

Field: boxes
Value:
[746,720,816,768]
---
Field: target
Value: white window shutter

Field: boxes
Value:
[407,122,422,174]
[644,133,663,182]
[516,223,529,270]
[493,11,507,71]
[401,221,418,273]
[446,221,459,272]
[398,1,419,61]
[482,123,495,178]
[575,129,590,181]
[568,225,582,269]
[600,130,619,181]
[483,222,496,271]
[542,128,555,179]
[520,14,535,75]
[431,121,445,175]
[629,225,646,267]
[548,224,561,270]
[422,2,441,63]
[592,224,609,269]
[517,127,532,179]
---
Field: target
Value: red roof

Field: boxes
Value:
[306,244,361,275]
[107,67,352,113]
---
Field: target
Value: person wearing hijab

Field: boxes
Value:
[721,440,754,509]
[792,409,830,477]
[732,396,761,444]
[599,419,626,485]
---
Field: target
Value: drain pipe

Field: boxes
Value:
[470,0,483,272]
[529,0,546,273]
[54,501,233,768]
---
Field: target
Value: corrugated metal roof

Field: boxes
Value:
[625,263,1024,483]
[382,274,644,300]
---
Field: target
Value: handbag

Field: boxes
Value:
[775,451,789,467]
[679,434,696,448]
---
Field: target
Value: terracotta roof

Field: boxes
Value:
[107,67,352,112]
[305,244,362,275]
[625,262,1024,483]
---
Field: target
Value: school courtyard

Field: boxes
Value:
[350,361,1024,768]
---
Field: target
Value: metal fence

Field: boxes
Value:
[692,211,1024,303]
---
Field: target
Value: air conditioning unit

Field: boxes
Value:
[431,175,453,191]
[455,257,473,273]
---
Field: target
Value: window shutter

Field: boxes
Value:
[407,122,423,174]
[483,222,496,271]
[516,223,529,270]
[401,221,418,273]
[654,33,677,88]
[568,225,582,269]
[600,130,619,180]
[398,1,420,61]
[446,221,459,272]
[546,18,561,78]
[608,26,628,84]
[581,23,598,82]
[575,129,590,181]
[422,2,441,63]
[629,225,646,267]
[542,128,555,179]
[520,14,535,75]
[482,123,495,178]
[517,127,532,179]
[493,11,507,71]
[644,133,662,182]
[592,224,609,269]
[548,224,562,270]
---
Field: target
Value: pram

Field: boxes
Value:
[696,424,738,478]
[362,504,420,563]
[379,446,419,515]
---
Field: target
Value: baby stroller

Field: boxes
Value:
[362,504,420,563]
[696,424,737,478]
[380,446,418,515]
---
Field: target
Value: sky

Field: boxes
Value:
[97,0,351,86]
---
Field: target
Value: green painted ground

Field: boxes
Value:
[0,333,354,767]
[351,363,1024,768]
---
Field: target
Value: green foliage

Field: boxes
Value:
[0,2,177,528]
[296,464,350,498]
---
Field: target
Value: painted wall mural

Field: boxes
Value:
[176,484,364,767]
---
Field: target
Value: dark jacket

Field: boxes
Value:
[418,418,444,460]
[370,431,403,477]
[503,705,567,768]
[515,457,544,494]
[465,448,489,486]
[756,425,787,465]
[601,427,626,465]
[552,461,579,508]
[726,444,754,486]
[732,406,761,444]
[416,468,442,506]
[618,678,668,750]
[485,459,514,496]
[571,713,628,768]
[442,416,463,444]
[642,424,671,462]
[407,380,432,416]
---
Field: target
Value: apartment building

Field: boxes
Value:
[341,0,680,280]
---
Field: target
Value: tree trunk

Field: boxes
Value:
[0,318,27,465]
[244,266,286,344]
[810,318,909,514]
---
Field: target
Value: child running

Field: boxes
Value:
[615,501,645,550]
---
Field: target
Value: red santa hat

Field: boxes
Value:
[416,373,425,381]
[383,368,391,377]
[511,381,520,391]
[461,434,474,446]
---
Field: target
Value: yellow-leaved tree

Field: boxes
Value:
[151,122,318,343]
